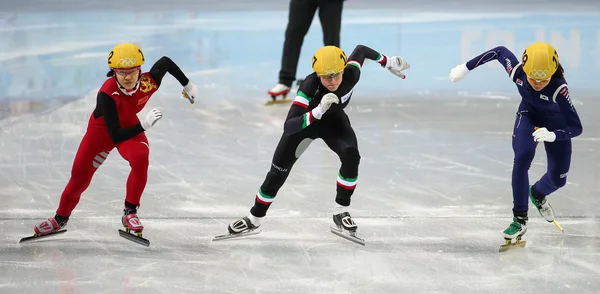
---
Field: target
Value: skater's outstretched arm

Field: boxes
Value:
[346,45,410,80]
[451,46,522,83]
[149,56,189,87]
[149,56,198,102]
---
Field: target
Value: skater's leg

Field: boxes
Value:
[116,133,150,233]
[528,139,571,221]
[229,131,316,234]
[35,128,114,235]
[251,133,314,217]
[511,110,537,214]
[56,128,114,218]
[321,113,360,231]
[503,110,536,239]
[317,0,343,47]
[534,140,571,196]
[278,0,319,87]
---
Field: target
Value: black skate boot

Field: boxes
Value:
[213,215,262,241]
[333,212,357,232]
[228,216,260,234]
[331,211,364,245]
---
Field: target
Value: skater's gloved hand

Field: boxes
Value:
[182,81,198,104]
[141,108,163,131]
[532,127,556,143]
[449,63,470,83]
[312,93,339,120]
[385,56,410,79]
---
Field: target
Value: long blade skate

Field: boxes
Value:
[212,229,261,241]
[265,99,292,106]
[330,227,366,246]
[499,236,526,252]
[118,229,150,247]
[553,220,564,233]
[19,229,67,243]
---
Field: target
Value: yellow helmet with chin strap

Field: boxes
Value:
[108,43,145,69]
[312,46,347,76]
[522,42,559,81]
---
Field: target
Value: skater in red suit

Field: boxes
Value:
[31,43,199,238]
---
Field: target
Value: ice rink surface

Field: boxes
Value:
[1,1,600,293]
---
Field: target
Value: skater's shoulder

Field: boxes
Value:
[298,73,320,95]
[99,77,118,93]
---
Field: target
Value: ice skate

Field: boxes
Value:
[118,208,150,247]
[529,186,555,222]
[529,186,564,232]
[331,212,365,246]
[499,216,527,252]
[213,216,262,241]
[20,216,68,243]
[266,83,292,105]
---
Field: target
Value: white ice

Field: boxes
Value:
[2,2,600,294]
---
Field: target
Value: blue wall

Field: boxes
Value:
[0,10,598,101]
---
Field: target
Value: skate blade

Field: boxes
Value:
[19,229,67,243]
[265,99,292,105]
[499,240,526,252]
[118,229,150,247]
[212,229,261,241]
[553,220,564,233]
[330,227,365,246]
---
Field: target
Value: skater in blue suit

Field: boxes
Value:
[449,42,583,243]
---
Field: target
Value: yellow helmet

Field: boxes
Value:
[108,43,145,69]
[312,46,347,76]
[522,42,559,80]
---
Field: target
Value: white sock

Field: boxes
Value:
[248,214,263,226]
[333,205,349,215]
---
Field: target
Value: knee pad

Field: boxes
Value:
[295,138,313,158]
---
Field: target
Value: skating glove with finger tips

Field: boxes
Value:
[449,63,470,83]
[312,93,339,120]
[141,108,163,131]
[532,127,556,143]
[385,56,410,79]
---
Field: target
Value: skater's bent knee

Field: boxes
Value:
[340,147,360,165]
[550,176,567,189]
[128,152,149,169]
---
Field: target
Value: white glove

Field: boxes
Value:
[140,108,163,131]
[449,63,470,83]
[385,56,410,79]
[182,81,198,104]
[532,127,556,143]
[311,93,339,120]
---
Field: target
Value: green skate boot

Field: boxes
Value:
[500,215,528,252]
[529,185,555,222]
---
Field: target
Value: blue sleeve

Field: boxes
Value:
[466,46,521,80]
[552,85,583,140]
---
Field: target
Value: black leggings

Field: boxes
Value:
[251,113,360,217]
